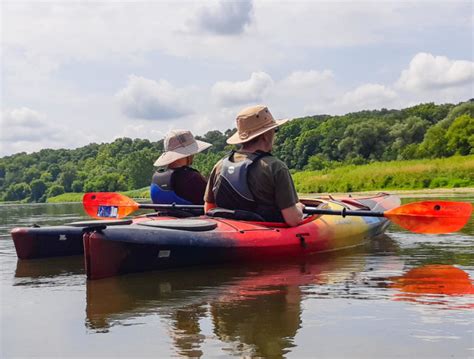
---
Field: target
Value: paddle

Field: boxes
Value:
[82,192,472,234]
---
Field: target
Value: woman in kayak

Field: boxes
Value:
[151,130,212,205]
[204,105,305,226]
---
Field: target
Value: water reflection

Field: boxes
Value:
[84,244,377,357]
[388,264,474,309]
[14,255,84,287]
[84,253,474,357]
[15,255,84,279]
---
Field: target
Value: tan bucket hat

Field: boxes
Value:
[226,105,288,145]
[154,129,212,167]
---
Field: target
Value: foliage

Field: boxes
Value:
[1,100,473,202]
[30,179,47,202]
[47,184,65,198]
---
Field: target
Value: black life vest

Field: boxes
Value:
[213,151,283,222]
[150,167,193,205]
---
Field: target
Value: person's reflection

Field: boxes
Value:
[168,303,207,358]
[211,284,301,358]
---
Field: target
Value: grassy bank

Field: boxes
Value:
[293,155,474,193]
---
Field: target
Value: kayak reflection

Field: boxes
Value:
[14,255,84,286]
[86,250,367,357]
[388,264,474,309]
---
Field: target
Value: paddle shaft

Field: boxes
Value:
[303,207,384,218]
[139,203,204,210]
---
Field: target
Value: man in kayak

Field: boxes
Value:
[151,129,212,205]
[204,105,305,226]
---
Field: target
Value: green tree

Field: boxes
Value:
[417,125,449,158]
[5,183,31,201]
[47,184,65,198]
[30,179,47,202]
[40,171,53,182]
[196,130,228,152]
[59,163,77,192]
[48,164,61,181]
[119,149,157,189]
[0,162,5,179]
[305,154,331,171]
[24,167,41,183]
[446,114,474,155]
[71,180,84,193]
[387,116,430,160]
[338,121,390,160]
[83,173,127,192]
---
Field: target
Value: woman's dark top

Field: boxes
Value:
[172,166,207,205]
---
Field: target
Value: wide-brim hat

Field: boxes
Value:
[154,129,212,167]
[226,105,289,145]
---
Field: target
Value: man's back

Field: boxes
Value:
[204,152,299,220]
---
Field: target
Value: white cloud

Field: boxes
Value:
[212,72,274,106]
[0,108,56,142]
[192,0,254,35]
[339,84,398,112]
[0,107,92,156]
[115,124,166,142]
[116,75,192,120]
[397,53,474,91]
[281,70,334,89]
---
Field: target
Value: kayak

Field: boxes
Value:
[83,193,400,279]
[11,219,133,259]
[10,193,400,279]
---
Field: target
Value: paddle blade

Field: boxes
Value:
[385,201,473,234]
[83,192,139,219]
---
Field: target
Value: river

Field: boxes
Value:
[1,194,473,358]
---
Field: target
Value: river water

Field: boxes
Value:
[1,195,473,358]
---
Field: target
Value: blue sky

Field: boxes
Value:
[1,0,473,156]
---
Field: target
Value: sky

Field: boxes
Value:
[1,0,473,157]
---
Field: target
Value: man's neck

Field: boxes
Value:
[241,143,272,153]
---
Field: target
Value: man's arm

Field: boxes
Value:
[281,202,305,227]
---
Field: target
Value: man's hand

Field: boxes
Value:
[281,202,305,227]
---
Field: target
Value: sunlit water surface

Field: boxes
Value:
[1,195,473,358]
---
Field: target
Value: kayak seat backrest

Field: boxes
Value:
[340,199,371,210]
[137,219,217,231]
[154,208,195,218]
[206,207,265,222]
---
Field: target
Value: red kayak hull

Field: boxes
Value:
[84,193,400,279]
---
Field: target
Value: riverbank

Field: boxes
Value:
[293,155,474,193]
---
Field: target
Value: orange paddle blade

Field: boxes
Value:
[83,192,140,219]
[385,201,473,234]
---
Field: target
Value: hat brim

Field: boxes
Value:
[154,140,212,167]
[226,118,289,145]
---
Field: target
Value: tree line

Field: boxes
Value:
[0,100,472,202]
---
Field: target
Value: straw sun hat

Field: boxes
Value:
[154,129,212,167]
[226,105,288,145]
